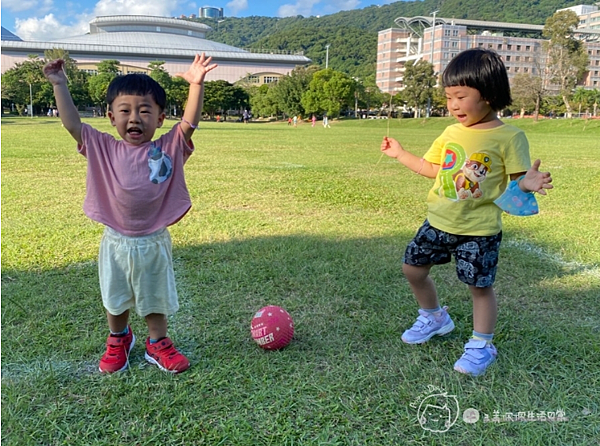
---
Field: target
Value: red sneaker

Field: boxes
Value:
[99,326,135,373]
[144,337,190,374]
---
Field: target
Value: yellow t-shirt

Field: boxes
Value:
[424,123,531,236]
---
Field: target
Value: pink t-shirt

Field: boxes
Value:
[78,123,194,236]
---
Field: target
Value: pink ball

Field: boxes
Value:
[250,305,294,350]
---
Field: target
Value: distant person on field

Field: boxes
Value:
[323,114,330,128]
[312,114,316,127]
[43,53,217,374]
[381,48,553,376]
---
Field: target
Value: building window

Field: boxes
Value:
[524,67,529,72]
[452,29,459,36]
[445,29,451,36]
[526,45,531,51]
[452,41,458,48]
[156,27,161,32]
[507,44,512,50]
[516,45,521,50]
[506,66,511,71]
[498,44,503,50]
[514,67,519,72]
[506,55,511,61]
[515,55,520,61]
[264,76,279,83]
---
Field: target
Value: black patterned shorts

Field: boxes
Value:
[403,220,502,288]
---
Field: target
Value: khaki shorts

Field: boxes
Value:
[99,227,179,317]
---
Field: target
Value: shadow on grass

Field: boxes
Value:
[2,232,597,368]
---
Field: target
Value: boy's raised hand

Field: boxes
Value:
[43,59,68,86]
[521,159,553,195]
[175,53,218,85]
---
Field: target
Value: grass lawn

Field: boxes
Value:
[2,116,599,445]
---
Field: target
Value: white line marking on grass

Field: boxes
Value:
[1,359,99,383]
[504,239,600,279]
[274,162,305,168]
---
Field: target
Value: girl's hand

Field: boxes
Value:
[174,53,218,85]
[521,159,553,195]
[43,59,68,86]
[381,136,406,159]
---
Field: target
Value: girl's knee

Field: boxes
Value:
[402,263,431,282]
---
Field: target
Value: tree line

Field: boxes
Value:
[1,9,596,121]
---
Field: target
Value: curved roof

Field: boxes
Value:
[90,15,212,32]
[48,31,247,53]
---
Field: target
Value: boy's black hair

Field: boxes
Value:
[106,74,167,111]
[442,48,512,111]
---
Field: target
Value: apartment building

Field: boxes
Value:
[377,6,600,95]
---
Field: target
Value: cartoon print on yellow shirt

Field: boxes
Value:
[452,153,492,200]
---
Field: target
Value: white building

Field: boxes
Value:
[1,15,310,86]
[377,6,600,95]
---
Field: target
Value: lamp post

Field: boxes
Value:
[28,81,33,118]
[426,10,439,118]
[325,44,330,69]
[19,79,34,118]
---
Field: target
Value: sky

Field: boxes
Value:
[1,0,398,41]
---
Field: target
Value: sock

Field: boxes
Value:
[472,330,494,344]
[149,337,166,344]
[422,306,442,315]
[110,326,129,336]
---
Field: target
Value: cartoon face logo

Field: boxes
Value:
[148,143,173,184]
[453,153,492,200]
[417,392,460,433]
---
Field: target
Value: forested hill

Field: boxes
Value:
[191,0,596,79]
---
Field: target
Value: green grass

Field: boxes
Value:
[2,116,599,445]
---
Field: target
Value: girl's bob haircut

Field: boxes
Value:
[106,74,167,111]
[442,48,512,111]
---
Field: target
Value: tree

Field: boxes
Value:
[301,69,355,117]
[572,87,600,118]
[1,55,47,115]
[249,84,280,118]
[148,61,174,114]
[270,66,317,117]
[511,73,544,119]
[203,80,239,117]
[542,10,590,118]
[399,60,435,118]
[88,60,120,115]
